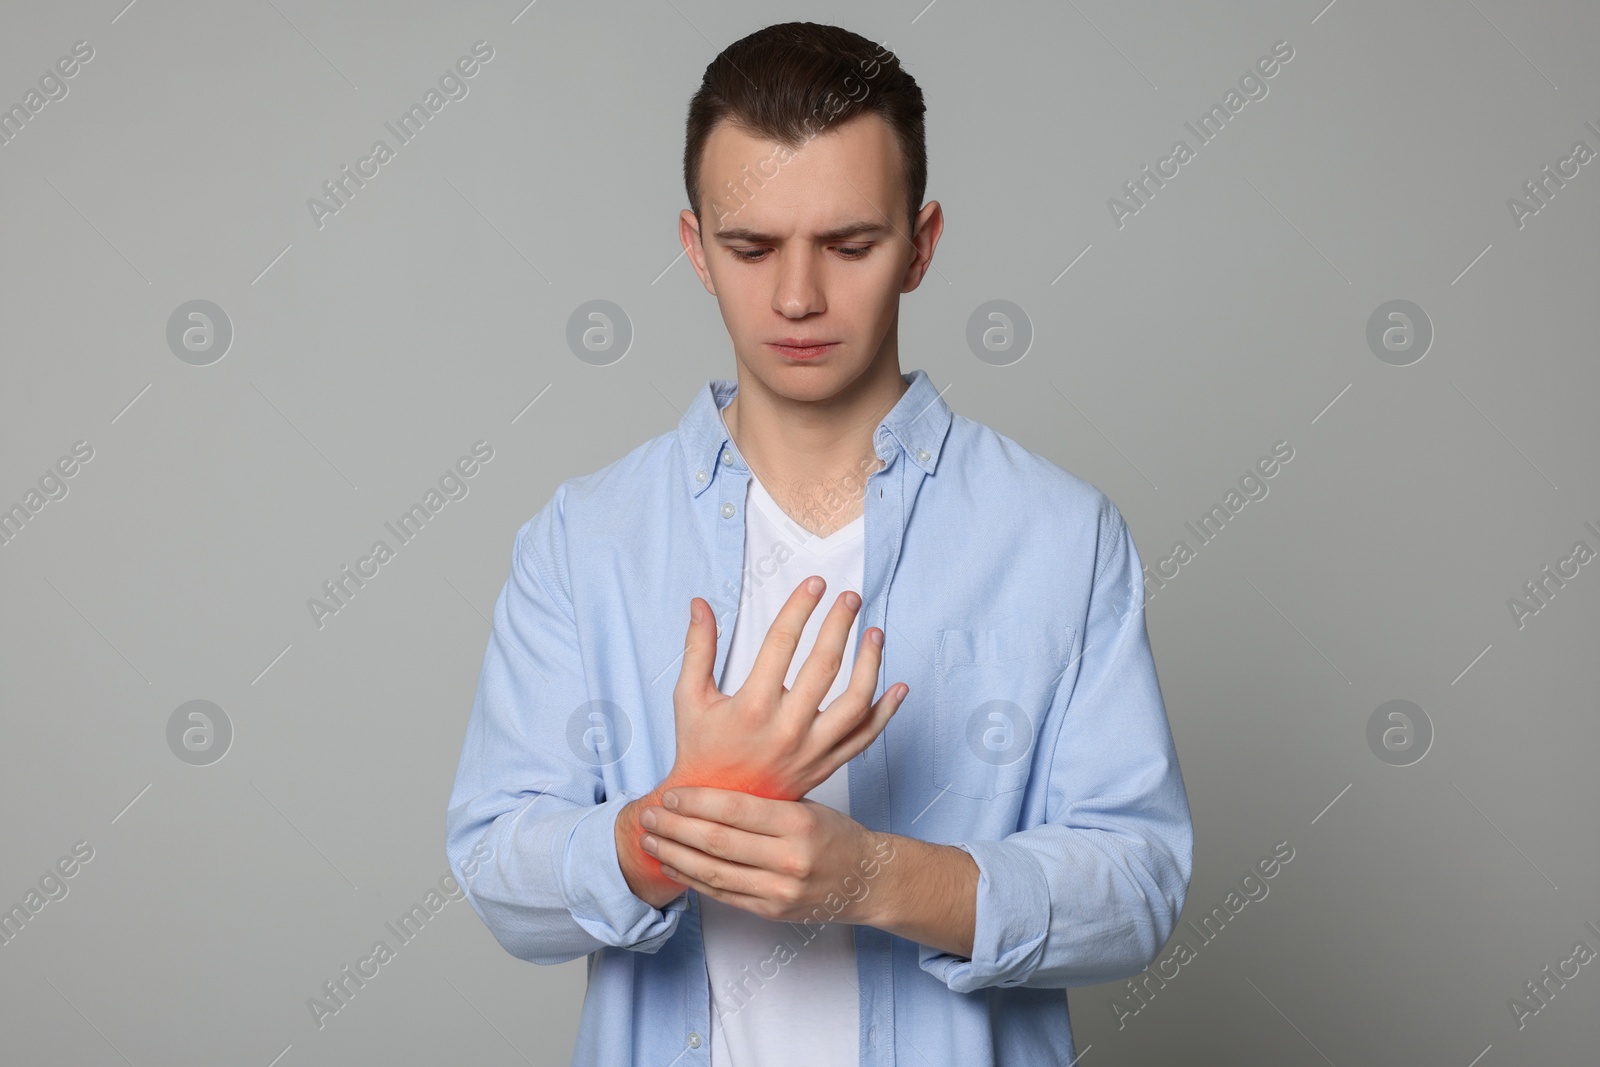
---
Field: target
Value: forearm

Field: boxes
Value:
[863,832,978,959]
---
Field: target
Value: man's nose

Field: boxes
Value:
[773,250,826,317]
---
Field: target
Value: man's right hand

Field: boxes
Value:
[617,576,907,905]
[671,575,905,800]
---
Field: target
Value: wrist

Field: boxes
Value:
[857,830,909,928]
[616,787,686,908]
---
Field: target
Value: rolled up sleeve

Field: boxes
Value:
[445,493,686,965]
[919,502,1193,992]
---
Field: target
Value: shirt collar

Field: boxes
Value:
[678,367,952,498]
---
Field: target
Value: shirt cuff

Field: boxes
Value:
[917,840,1050,992]
[558,791,688,953]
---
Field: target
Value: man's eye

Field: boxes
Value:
[730,246,871,262]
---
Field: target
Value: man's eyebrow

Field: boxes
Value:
[712,221,892,243]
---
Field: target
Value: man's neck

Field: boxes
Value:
[721,359,909,538]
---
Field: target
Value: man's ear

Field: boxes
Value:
[680,209,718,296]
[899,200,945,294]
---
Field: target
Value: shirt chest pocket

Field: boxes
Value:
[932,623,1074,800]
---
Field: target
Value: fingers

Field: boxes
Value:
[827,676,910,766]
[785,588,862,716]
[743,576,828,704]
[814,621,887,741]
[675,597,718,705]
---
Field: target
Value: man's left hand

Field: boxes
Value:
[637,786,896,925]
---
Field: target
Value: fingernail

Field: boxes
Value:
[663,790,679,809]
[641,834,658,851]
[640,808,657,828]
[846,591,861,610]
[691,601,703,623]
[807,576,824,594]
[870,628,883,647]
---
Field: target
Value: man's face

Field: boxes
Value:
[681,112,941,404]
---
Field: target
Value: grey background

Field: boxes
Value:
[2,0,1597,1063]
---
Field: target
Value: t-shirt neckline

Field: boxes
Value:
[746,471,864,554]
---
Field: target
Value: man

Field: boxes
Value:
[446,21,1192,1066]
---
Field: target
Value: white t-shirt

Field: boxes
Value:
[702,467,865,1067]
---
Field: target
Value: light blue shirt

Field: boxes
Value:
[445,367,1193,1066]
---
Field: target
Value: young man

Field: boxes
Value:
[446,21,1192,1067]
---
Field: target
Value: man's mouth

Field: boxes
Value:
[768,339,839,359]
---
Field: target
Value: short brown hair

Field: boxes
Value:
[684,22,927,234]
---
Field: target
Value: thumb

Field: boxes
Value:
[678,597,717,701]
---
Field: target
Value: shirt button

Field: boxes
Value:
[916,448,930,462]
[720,502,735,519]
[721,449,733,465]
[687,1032,702,1048]
[868,1025,876,1044]
[695,469,707,482]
